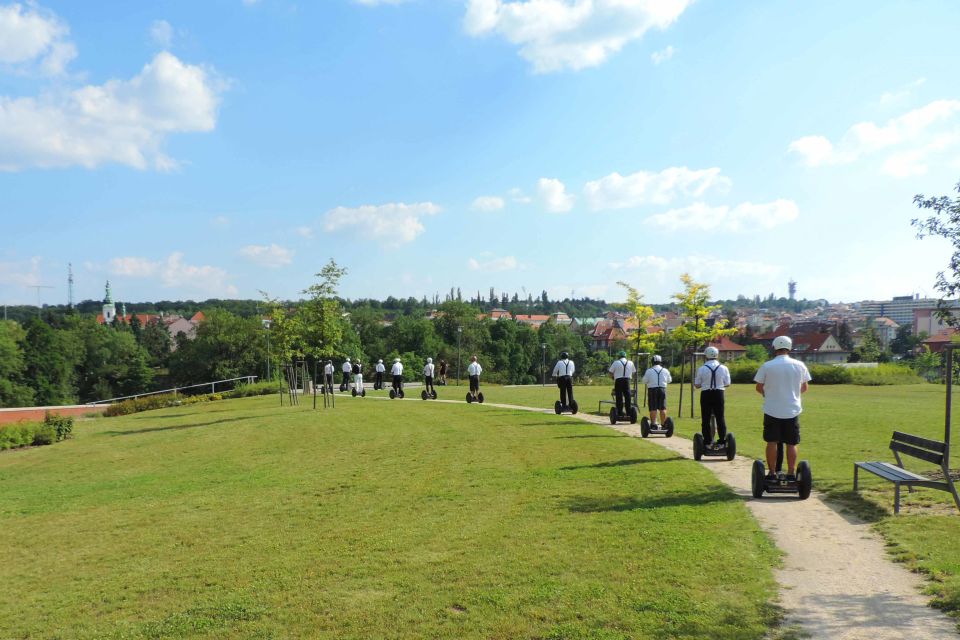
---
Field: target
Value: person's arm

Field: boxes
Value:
[693,369,701,389]
[801,382,809,393]
[755,383,765,396]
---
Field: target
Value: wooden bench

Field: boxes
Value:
[854,431,960,514]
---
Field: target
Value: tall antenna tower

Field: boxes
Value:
[68,263,75,309]
[788,279,797,301]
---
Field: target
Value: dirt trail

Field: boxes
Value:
[474,400,959,639]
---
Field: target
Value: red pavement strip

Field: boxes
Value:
[0,405,109,425]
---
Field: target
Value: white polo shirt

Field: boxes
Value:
[342,361,352,373]
[324,364,334,375]
[642,365,671,388]
[754,354,812,419]
[609,358,636,380]
[552,359,575,377]
[391,362,403,376]
[467,362,482,376]
[695,361,730,390]
[376,362,385,373]
[423,363,435,377]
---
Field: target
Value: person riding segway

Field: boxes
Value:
[640,355,674,436]
[422,358,438,400]
[374,359,385,390]
[466,356,484,403]
[438,359,447,386]
[608,350,637,424]
[389,358,405,399]
[340,357,352,392]
[351,360,366,397]
[323,360,335,394]
[552,351,578,414]
[751,336,813,500]
[693,346,735,460]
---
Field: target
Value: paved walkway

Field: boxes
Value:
[471,400,959,639]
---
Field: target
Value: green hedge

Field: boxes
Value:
[847,364,925,386]
[104,392,228,417]
[224,381,278,398]
[0,414,74,451]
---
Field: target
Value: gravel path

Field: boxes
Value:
[473,400,959,639]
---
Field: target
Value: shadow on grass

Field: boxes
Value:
[105,415,258,436]
[564,487,737,513]
[559,456,684,471]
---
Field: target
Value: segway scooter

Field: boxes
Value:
[389,384,405,400]
[640,416,674,437]
[465,389,484,404]
[693,415,735,461]
[421,376,438,400]
[555,399,579,414]
[351,383,366,398]
[751,443,812,500]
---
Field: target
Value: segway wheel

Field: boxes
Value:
[351,389,357,397]
[431,390,437,399]
[693,433,704,461]
[609,408,617,425]
[570,400,578,415]
[554,401,562,415]
[797,460,813,500]
[389,389,396,400]
[421,390,428,401]
[477,392,484,404]
[398,389,404,399]
[640,417,650,438]
[725,433,736,461]
[629,407,638,424]
[751,460,766,498]
[664,417,674,438]
[361,390,366,398]
[466,393,473,404]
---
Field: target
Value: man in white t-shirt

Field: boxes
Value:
[323,360,335,393]
[341,358,352,389]
[390,358,404,394]
[467,355,483,397]
[552,351,575,407]
[423,358,436,395]
[375,359,385,389]
[754,336,812,480]
[694,346,731,447]
[641,355,672,426]
[608,350,636,417]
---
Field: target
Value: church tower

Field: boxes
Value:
[102,281,116,324]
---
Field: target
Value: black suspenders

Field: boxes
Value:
[706,363,719,390]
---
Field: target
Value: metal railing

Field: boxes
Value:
[88,376,258,405]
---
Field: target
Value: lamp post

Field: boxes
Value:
[457,326,462,386]
[262,318,272,381]
[541,343,546,386]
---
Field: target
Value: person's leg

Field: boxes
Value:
[714,392,727,442]
[614,380,624,414]
[647,388,657,422]
[700,391,711,441]
[765,441,779,472]
[763,415,779,477]
[559,380,567,406]
[623,381,632,413]
[566,378,574,403]
[787,445,798,475]
[658,391,667,424]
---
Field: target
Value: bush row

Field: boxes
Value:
[104,392,230,417]
[0,413,74,451]
[675,360,925,386]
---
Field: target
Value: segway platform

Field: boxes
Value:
[421,389,438,400]
[389,388,405,399]
[751,459,813,500]
[554,400,579,415]
[466,391,485,404]
[609,406,638,424]
[640,416,674,437]
[351,388,367,398]
[693,416,735,460]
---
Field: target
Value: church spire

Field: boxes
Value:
[104,280,113,304]
[102,281,116,324]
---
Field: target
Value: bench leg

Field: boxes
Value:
[894,483,900,515]
[853,464,859,491]
[949,480,960,514]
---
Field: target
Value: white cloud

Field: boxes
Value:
[108,252,237,296]
[538,177,574,212]
[468,255,519,272]
[353,0,408,5]
[651,45,674,65]
[471,195,505,212]
[295,225,314,239]
[0,256,43,287]
[464,0,693,73]
[584,166,730,211]
[610,254,782,280]
[646,199,799,232]
[788,99,960,177]
[0,2,76,75]
[323,202,442,246]
[0,51,224,171]
[240,243,294,268]
[508,187,533,204]
[547,283,610,299]
[150,19,173,48]
[878,78,925,105]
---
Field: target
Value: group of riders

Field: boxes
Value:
[317,336,809,480]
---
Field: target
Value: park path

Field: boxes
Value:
[447,398,959,639]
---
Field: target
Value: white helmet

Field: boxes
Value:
[394,357,401,362]
[653,355,662,364]
[773,335,793,351]
[378,359,383,364]
[427,357,433,364]
[704,346,719,360]
[346,357,351,362]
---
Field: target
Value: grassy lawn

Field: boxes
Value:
[0,395,779,639]
[493,382,960,616]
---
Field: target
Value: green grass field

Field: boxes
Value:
[488,382,960,615]
[0,394,781,639]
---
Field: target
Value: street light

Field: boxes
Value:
[541,343,547,386]
[457,326,462,386]
[262,318,272,381]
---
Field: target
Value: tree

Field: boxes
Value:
[913,179,960,325]
[22,317,81,405]
[169,310,266,385]
[616,281,659,355]
[141,318,172,366]
[837,321,854,350]
[0,320,35,407]
[299,259,349,361]
[670,273,737,351]
[852,326,883,363]
[744,344,768,361]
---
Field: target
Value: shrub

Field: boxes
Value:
[31,424,56,446]
[44,413,74,441]
[848,364,925,386]
[225,381,276,398]
[0,418,71,450]
[807,364,852,384]
[105,393,181,417]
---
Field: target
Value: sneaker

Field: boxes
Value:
[766,472,777,481]
[715,441,724,449]
[785,474,796,483]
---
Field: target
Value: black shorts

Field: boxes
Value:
[763,414,800,445]
[647,387,666,410]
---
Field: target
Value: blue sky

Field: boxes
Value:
[2,0,959,307]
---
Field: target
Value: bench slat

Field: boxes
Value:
[890,441,945,466]
[856,461,931,482]
[891,431,947,453]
